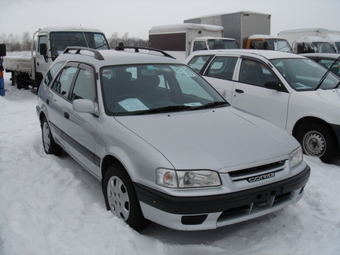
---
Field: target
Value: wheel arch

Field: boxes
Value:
[292,116,339,149]
[38,111,47,127]
[101,155,126,181]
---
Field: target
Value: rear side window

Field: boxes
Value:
[44,61,66,87]
[51,66,77,98]
[206,56,237,81]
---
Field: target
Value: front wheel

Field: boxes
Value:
[41,117,63,156]
[103,164,149,230]
[297,123,337,163]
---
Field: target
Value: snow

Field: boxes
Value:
[0,76,340,255]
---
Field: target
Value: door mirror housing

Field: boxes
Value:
[73,99,98,115]
[265,80,286,92]
[40,43,47,56]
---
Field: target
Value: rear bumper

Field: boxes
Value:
[135,164,310,230]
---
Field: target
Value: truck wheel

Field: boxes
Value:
[41,117,63,156]
[297,123,337,163]
[103,164,149,230]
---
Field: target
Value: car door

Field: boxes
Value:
[49,64,78,144]
[62,64,99,177]
[232,58,290,130]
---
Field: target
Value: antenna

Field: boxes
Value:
[80,24,89,48]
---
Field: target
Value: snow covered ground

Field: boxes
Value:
[0,76,340,255]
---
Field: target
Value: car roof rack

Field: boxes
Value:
[115,43,175,59]
[63,47,104,60]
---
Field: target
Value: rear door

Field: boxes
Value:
[232,58,290,130]
[201,55,238,103]
[49,64,78,143]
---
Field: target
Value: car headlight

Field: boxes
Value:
[290,146,303,169]
[156,169,221,188]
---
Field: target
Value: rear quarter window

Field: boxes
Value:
[44,61,66,87]
[187,55,212,73]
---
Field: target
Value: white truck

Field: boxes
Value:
[278,28,338,54]
[184,11,293,52]
[3,26,109,90]
[324,34,340,53]
[148,23,239,61]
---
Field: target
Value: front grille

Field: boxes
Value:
[217,190,293,223]
[229,160,286,182]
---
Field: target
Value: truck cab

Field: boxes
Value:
[191,37,239,53]
[292,36,336,54]
[245,34,293,52]
[3,26,109,91]
[35,27,109,81]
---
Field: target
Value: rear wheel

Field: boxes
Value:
[103,164,149,230]
[41,117,63,156]
[297,123,337,163]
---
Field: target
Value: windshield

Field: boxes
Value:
[208,39,240,49]
[311,42,336,53]
[334,42,340,53]
[50,32,109,58]
[101,64,227,115]
[271,58,340,91]
[265,39,293,52]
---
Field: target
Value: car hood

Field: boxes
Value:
[314,88,340,105]
[115,107,297,171]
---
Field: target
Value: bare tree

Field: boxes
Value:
[21,31,32,51]
[108,32,148,48]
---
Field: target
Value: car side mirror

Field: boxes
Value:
[265,80,286,92]
[73,99,98,115]
[40,43,47,56]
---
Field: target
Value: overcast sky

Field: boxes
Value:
[1,0,339,40]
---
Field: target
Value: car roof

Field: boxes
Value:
[301,53,340,59]
[186,49,303,61]
[55,47,181,66]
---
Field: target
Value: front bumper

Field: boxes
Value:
[135,164,310,230]
[330,123,340,149]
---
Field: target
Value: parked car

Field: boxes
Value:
[184,49,340,163]
[36,46,310,231]
[301,53,340,78]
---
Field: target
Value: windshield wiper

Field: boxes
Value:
[133,105,192,114]
[315,55,340,90]
[132,102,229,115]
[188,101,229,110]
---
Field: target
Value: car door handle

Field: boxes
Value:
[235,89,244,94]
[64,112,69,119]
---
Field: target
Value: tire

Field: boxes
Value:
[41,117,63,156]
[103,164,149,230]
[297,123,337,163]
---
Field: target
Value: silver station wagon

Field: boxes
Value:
[36,46,310,231]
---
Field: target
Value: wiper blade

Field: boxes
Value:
[134,105,192,114]
[315,55,340,90]
[132,102,229,115]
[188,101,229,110]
